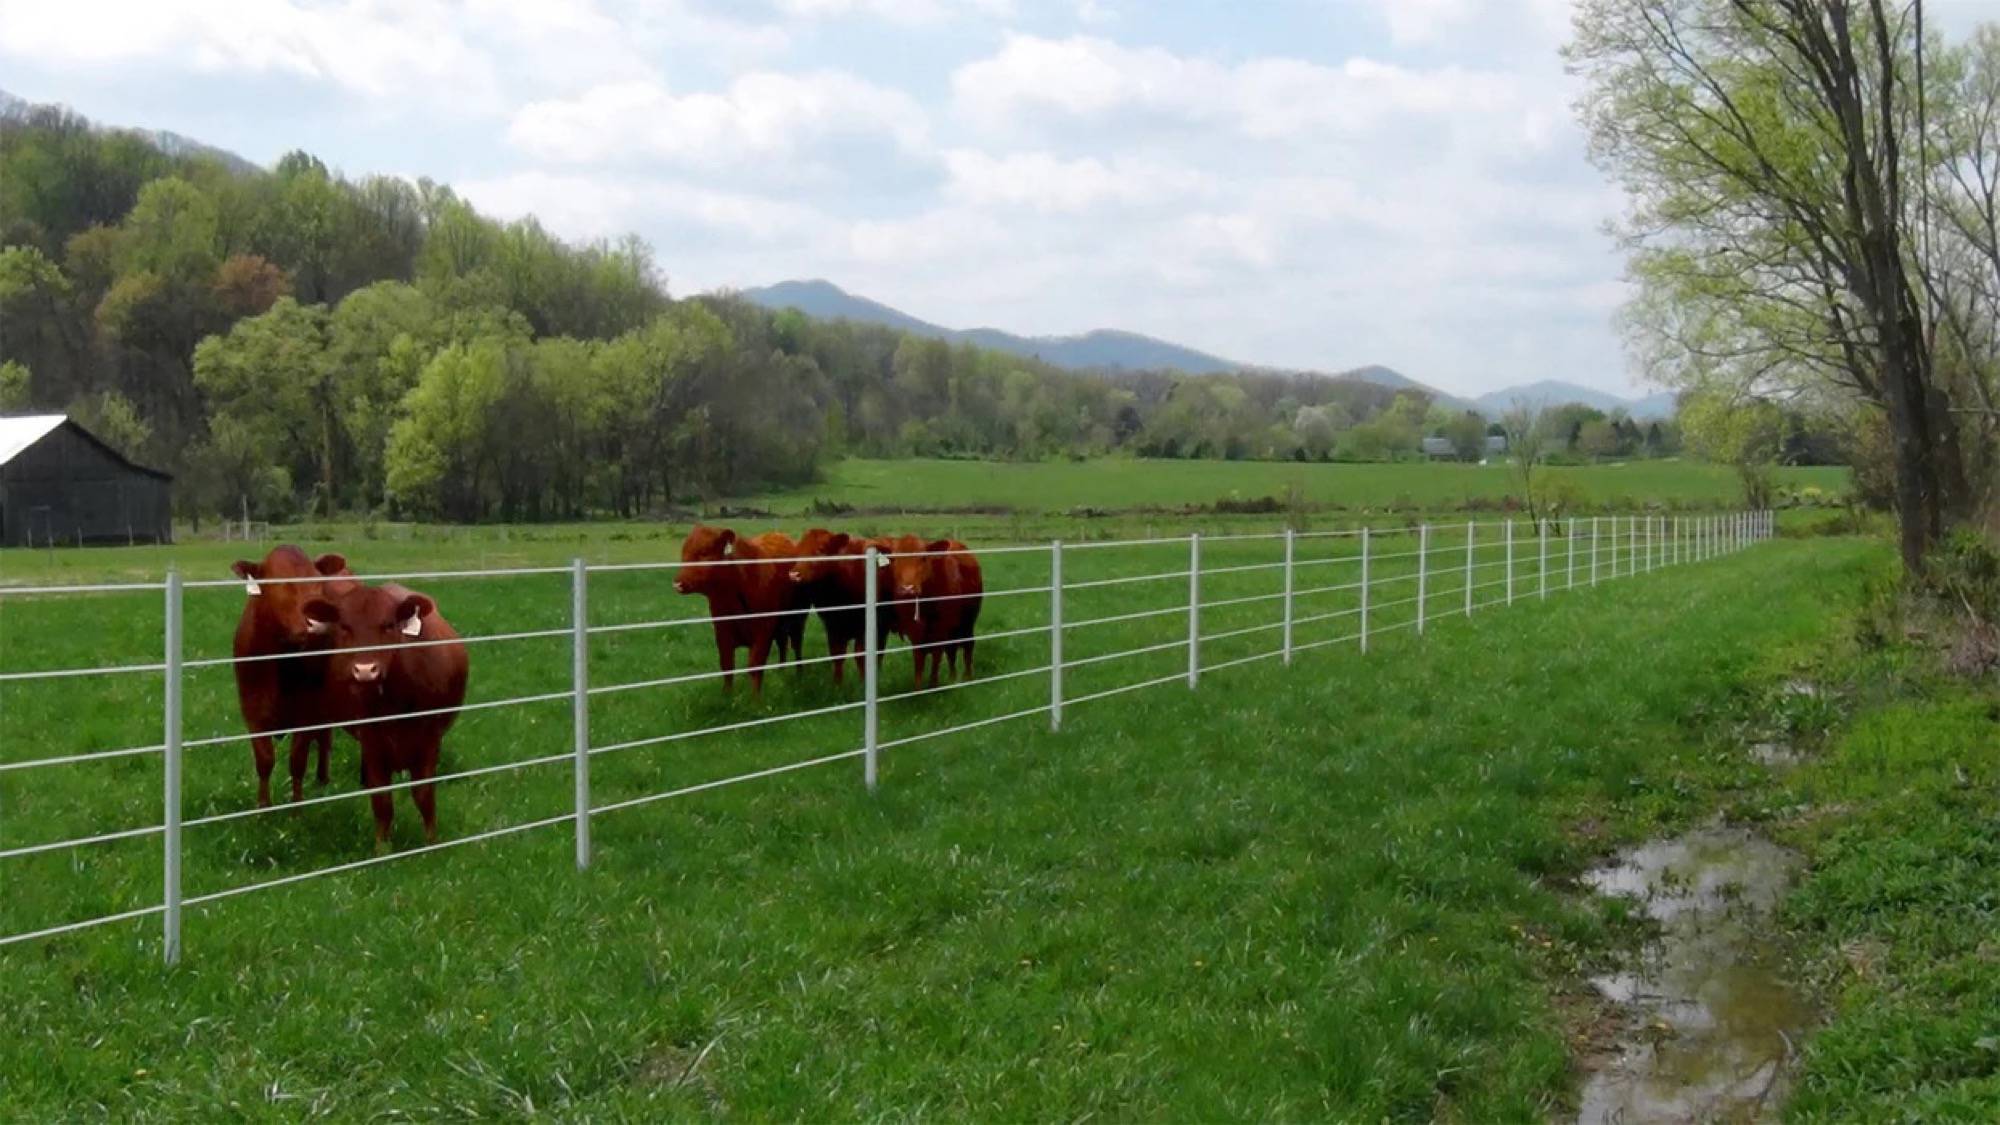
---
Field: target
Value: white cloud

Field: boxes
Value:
[508,71,930,170]
[777,0,1014,22]
[455,170,819,243]
[941,149,1214,212]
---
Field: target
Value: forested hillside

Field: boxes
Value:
[0,104,1462,523]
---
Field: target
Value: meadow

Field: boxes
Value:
[748,456,1849,515]
[0,498,1872,1117]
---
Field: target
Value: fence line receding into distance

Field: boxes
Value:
[0,510,1775,962]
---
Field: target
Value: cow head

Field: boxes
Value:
[233,547,352,644]
[788,528,852,587]
[301,586,434,691]
[673,525,736,596]
[886,536,955,618]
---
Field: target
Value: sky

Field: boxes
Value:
[1,1,1989,398]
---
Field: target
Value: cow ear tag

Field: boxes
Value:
[402,615,423,637]
[245,579,262,596]
[876,554,890,569]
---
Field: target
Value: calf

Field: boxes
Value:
[302,584,468,852]
[674,525,809,694]
[882,536,984,689]
[787,528,898,685]
[230,546,352,806]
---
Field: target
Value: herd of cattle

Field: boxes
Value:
[227,526,986,851]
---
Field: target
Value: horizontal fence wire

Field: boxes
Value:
[0,511,1770,956]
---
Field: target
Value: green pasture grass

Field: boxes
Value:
[749,457,1849,515]
[0,533,1873,1117]
[1772,676,2000,1119]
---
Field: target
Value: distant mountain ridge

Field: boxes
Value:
[740,280,1667,419]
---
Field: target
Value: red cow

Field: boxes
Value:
[883,536,984,689]
[230,546,352,807]
[674,525,809,694]
[303,583,468,852]
[787,529,898,684]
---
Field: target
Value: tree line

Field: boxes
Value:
[3,101,1711,525]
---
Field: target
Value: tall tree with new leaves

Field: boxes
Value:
[1570,0,1975,571]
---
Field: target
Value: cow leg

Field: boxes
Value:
[361,748,395,854]
[252,735,276,808]
[286,731,312,803]
[829,633,847,685]
[961,638,976,680]
[410,751,440,845]
[716,635,736,693]
[314,729,331,785]
[748,630,774,696]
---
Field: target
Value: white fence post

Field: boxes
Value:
[864,546,880,791]
[1567,517,1577,589]
[1359,527,1371,654]
[1281,529,1295,665]
[1591,516,1600,587]
[1464,521,1475,616]
[1416,524,1429,636]
[1186,533,1201,689]
[1505,519,1515,605]
[1629,515,1639,577]
[1050,540,1064,730]
[162,568,183,967]
[1538,519,1548,600]
[571,558,591,870]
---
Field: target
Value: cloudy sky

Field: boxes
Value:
[6,0,1981,397]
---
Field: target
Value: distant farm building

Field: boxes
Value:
[1421,437,1456,460]
[0,415,173,547]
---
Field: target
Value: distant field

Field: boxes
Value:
[752,457,1850,514]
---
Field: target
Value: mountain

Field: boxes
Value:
[1337,364,1481,415]
[741,279,1242,374]
[1475,379,1680,421]
[0,88,261,177]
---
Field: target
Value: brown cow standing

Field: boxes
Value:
[230,546,352,806]
[674,525,809,694]
[883,536,984,689]
[787,528,898,685]
[303,583,468,852]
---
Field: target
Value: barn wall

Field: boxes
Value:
[0,425,173,547]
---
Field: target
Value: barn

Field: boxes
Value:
[0,415,173,547]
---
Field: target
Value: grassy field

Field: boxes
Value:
[0,522,1880,1117]
[748,456,1849,515]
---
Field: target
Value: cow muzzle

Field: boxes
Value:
[672,579,689,594]
[788,569,806,583]
[351,661,384,683]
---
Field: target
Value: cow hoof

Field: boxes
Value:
[373,839,393,857]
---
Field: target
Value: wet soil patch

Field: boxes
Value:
[1575,824,1813,1123]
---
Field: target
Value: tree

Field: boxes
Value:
[0,360,31,410]
[1681,389,1784,508]
[1503,405,1551,522]
[1570,0,1975,572]
[191,298,334,513]
[1440,412,1487,461]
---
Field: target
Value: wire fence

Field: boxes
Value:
[0,510,1774,961]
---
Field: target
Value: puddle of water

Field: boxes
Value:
[1576,826,1813,1124]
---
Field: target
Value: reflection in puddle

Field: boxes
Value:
[1577,826,1813,1124]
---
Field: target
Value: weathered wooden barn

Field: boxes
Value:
[0,415,173,547]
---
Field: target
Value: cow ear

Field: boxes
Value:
[397,594,434,636]
[302,599,339,632]
[314,553,348,576]
[719,528,736,553]
[927,539,952,554]
[232,560,263,595]
[828,532,850,553]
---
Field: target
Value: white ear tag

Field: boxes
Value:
[876,555,890,569]
[245,580,262,596]
[307,618,330,635]
[401,615,423,637]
